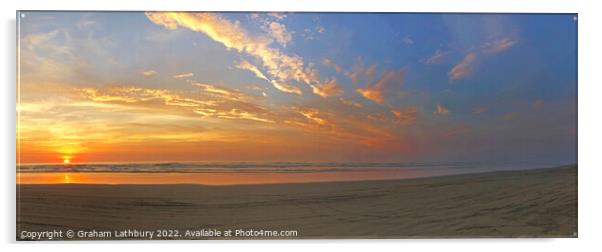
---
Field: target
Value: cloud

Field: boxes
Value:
[473,107,488,114]
[343,58,367,84]
[82,86,213,107]
[401,35,414,45]
[146,12,337,98]
[194,108,274,123]
[344,59,378,86]
[297,108,333,128]
[503,112,516,121]
[235,60,270,81]
[356,69,405,104]
[447,38,516,81]
[424,50,449,65]
[391,107,418,125]
[19,30,82,83]
[448,52,477,81]
[236,60,303,95]
[300,24,325,41]
[234,60,302,95]
[270,80,302,95]
[532,99,544,110]
[173,72,194,79]
[365,64,377,78]
[356,87,384,105]
[434,104,450,115]
[142,70,157,77]
[81,85,274,124]
[282,106,398,147]
[22,30,62,51]
[287,107,336,131]
[347,71,360,84]
[441,124,471,139]
[76,18,99,30]
[267,22,292,47]
[481,38,518,54]
[193,83,249,101]
[322,58,342,73]
[339,98,363,108]
[316,26,325,33]
[311,78,343,98]
[267,12,287,20]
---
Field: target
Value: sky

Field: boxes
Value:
[17,12,577,164]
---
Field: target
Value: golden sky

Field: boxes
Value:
[17,12,577,164]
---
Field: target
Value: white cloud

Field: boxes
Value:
[448,52,477,81]
[146,12,340,98]
[142,70,157,77]
[267,22,292,47]
[173,72,194,79]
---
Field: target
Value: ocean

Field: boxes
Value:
[16,161,564,185]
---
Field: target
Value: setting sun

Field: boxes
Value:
[63,158,71,164]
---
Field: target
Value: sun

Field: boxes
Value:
[63,158,70,164]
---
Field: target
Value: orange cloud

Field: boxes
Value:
[284,107,340,134]
[365,64,377,78]
[347,72,360,84]
[339,98,363,108]
[481,38,518,54]
[81,85,274,124]
[194,108,275,123]
[503,112,516,121]
[283,106,398,149]
[82,86,214,107]
[296,108,334,129]
[448,52,477,81]
[435,104,450,115]
[473,107,488,114]
[344,58,368,84]
[391,107,418,125]
[356,69,405,104]
[311,78,342,98]
[356,87,384,104]
[424,50,449,65]
[447,38,517,82]
[322,58,342,73]
[441,124,471,139]
[532,99,544,110]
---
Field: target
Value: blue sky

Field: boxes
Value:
[18,12,577,164]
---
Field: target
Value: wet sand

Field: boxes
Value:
[16,165,577,239]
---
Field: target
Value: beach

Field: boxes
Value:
[16,165,577,239]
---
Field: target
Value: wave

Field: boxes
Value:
[16,161,555,174]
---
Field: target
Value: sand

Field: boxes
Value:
[16,165,577,240]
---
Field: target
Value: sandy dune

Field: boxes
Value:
[16,165,577,239]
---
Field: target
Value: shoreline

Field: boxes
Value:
[16,164,575,186]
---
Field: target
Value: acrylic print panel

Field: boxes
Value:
[16,11,577,240]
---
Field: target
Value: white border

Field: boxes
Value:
[2,0,601,251]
